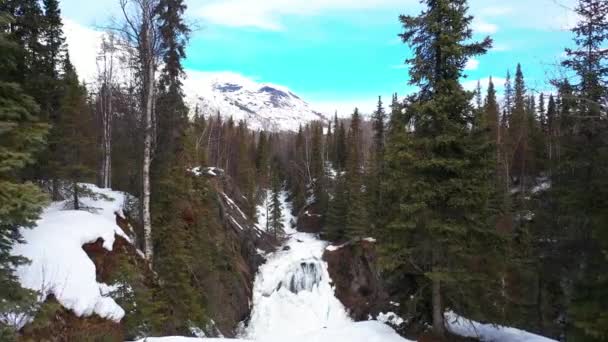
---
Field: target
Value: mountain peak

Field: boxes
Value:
[184,71,328,132]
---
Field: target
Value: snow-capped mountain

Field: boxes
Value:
[184,71,328,132]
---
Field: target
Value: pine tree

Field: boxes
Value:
[344,108,368,240]
[325,172,347,242]
[0,13,48,335]
[54,54,96,210]
[387,93,403,141]
[269,167,284,239]
[556,1,608,338]
[509,64,529,194]
[383,0,501,335]
[368,96,387,232]
[38,0,66,200]
[503,70,513,128]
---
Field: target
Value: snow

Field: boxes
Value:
[184,71,328,132]
[446,311,558,342]
[255,190,294,233]
[7,184,129,327]
[190,166,225,177]
[531,180,551,194]
[243,196,352,339]
[133,321,408,342]
[222,193,249,221]
[376,312,406,326]
[237,193,410,341]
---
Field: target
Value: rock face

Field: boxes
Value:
[19,296,124,342]
[296,203,324,234]
[201,169,277,336]
[20,171,277,340]
[323,239,389,320]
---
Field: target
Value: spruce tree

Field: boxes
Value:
[269,168,284,239]
[55,54,96,209]
[368,96,387,232]
[556,0,608,338]
[325,172,347,242]
[383,0,502,335]
[344,108,368,240]
[0,13,48,335]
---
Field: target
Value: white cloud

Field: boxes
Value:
[479,6,513,17]
[63,19,104,82]
[463,77,507,92]
[472,19,498,34]
[312,99,378,117]
[465,58,480,71]
[195,0,417,30]
[492,43,511,52]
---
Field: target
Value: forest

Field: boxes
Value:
[0,0,607,341]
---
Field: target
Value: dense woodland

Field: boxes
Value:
[0,0,607,341]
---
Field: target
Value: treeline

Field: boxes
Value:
[0,0,243,338]
[253,0,607,341]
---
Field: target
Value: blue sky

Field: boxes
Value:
[60,0,578,114]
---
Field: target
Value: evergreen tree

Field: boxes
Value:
[325,172,347,242]
[38,0,66,200]
[383,0,501,335]
[335,121,347,170]
[344,108,368,240]
[555,1,608,338]
[0,14,48,336]
[387,93,403,141]
[368,96,387,232]
[55,54,96,209]
[509,64,529,195]
[268,167,284,239]
[503,70,513,128]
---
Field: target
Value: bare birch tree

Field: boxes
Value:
[96,33,118,189]
[115,0,161,265]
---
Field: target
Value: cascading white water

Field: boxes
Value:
[240,231,352,340]
[278,258,323,294]
[239,191,352,339]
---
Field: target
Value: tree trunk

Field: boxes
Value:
[141,5,155,267]
[73,182,79,211]
[432,278,445,337]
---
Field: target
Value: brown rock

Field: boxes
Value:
[322,239,388,320]
[296,202,323,234]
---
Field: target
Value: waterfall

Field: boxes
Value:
[278,259,324,294]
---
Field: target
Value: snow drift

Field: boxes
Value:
[7,184,130,327]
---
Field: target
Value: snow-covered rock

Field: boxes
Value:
[446,311,558,342]
[184,71,328,132]
[7,184,130,328]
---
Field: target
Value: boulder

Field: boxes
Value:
[323,239,389,320]
[296,202,324,234]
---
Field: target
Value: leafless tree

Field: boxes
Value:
[96,33,119,189]
[112,0,162,266]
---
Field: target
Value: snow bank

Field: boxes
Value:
[10,184,129,326]
[446,311,558,342]
[133,321,410,342]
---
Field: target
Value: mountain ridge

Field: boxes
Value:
[184,71,329,132]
